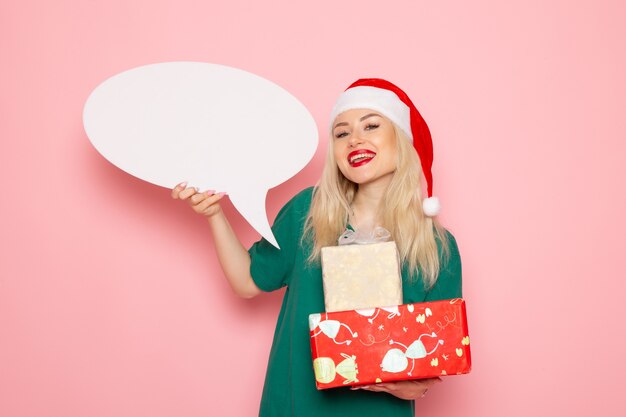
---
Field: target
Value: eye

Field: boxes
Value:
[364,123,380,130]
[334,131,349,139]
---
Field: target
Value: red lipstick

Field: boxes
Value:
[347,149,376,167]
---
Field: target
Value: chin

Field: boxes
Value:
[348,171,395,187]
[346,175,376,185]
[340,169,368,184]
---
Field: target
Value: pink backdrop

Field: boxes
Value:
[2,1,625,416]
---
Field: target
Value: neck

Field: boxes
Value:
[350,179,390,231]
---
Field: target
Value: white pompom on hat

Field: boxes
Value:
[330,78,441,217]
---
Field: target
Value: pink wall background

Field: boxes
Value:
[2,1,625,416]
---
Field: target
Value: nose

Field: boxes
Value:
[348,131,363,147]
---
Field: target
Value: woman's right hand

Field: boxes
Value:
[171,182,226,219]
[170,182,260,298]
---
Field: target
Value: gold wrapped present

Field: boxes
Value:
[321,241,402,312]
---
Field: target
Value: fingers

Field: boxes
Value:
[356,379,439,400]
[179,186,200,200]
[171,182,227,217]
[366,385,390,393]
[189,190,215,205]
[171,182,204,199]
[171,182,187,199]
[358,384,390,393]
[192,192,225,213]
[189,191,227,218]
[356,379,441,392]
[171,182,200,200]
[419,377,442,388]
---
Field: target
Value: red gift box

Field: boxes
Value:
[309,299,471,389]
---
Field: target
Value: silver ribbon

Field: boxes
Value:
[337,226,391,245]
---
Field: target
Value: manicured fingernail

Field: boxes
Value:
[204,190,215,195]
[217,192,227,198]
[179,181,188,188]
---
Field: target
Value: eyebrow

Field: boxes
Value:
[333,113,381,129]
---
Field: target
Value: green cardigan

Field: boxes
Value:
[249,187,462,417]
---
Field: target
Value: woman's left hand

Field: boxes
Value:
[354,377,442,400]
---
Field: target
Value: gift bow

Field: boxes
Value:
[337,226,391,245]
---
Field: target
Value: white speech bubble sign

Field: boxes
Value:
[83,62,318,248]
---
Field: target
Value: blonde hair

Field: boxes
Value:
[303,124,449,288]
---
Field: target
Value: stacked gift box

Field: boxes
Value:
[309,237,471,390]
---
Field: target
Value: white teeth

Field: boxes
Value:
[350,153,375,164]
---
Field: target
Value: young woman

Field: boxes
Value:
[172,78,462,417]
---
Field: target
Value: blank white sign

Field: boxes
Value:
[83,62,318,247]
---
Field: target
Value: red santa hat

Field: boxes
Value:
[330,78,441,216]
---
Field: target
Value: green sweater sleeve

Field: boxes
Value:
[424,231,463,301]
[248,188,312,292]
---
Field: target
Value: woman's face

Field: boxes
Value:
[332,109,398,187]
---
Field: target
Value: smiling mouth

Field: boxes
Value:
[348,149,376,167]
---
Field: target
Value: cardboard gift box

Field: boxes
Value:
[321,241,403,312]
[309,299,471,389]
